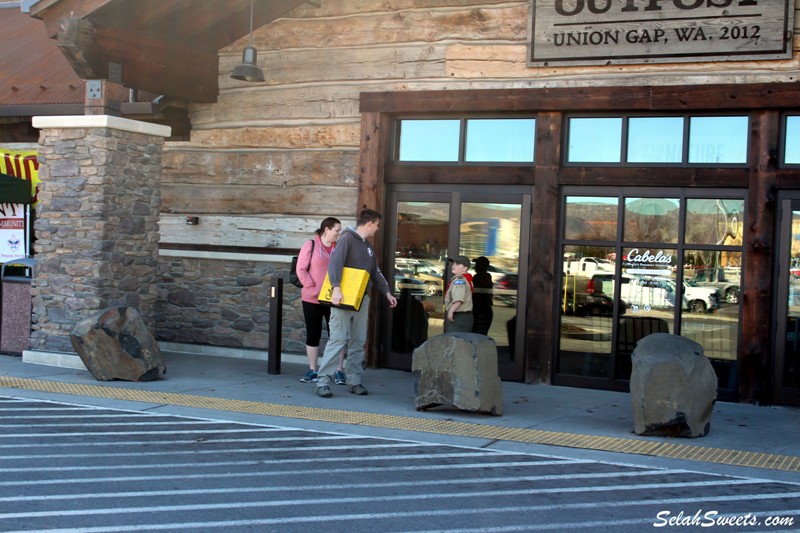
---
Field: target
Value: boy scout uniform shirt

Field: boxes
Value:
[444,273,473,313]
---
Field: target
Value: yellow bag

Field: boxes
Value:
[318,267,370,311]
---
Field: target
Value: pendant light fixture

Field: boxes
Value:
[231,0,265,82]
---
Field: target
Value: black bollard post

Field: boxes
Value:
[268,277,283,374]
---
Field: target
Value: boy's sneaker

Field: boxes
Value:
[349,384,368,396]
[300,369,318,383]
[334,370,347,385]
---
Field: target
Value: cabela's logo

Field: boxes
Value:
[626,248,672,265]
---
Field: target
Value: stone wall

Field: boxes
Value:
[31,117,168,353]
[153,256,307,354]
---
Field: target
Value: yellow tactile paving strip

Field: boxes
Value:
[1,375,798,473]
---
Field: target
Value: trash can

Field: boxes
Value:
[1,257,36,355]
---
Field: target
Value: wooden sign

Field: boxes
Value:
[529,0,793,66]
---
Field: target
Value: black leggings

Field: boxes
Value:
[302,300,331,347]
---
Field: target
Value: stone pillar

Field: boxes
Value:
[30,116,171,353]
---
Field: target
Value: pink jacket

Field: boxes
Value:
[295,235,335,304]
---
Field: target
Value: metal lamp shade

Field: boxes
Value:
[231,45,265,82]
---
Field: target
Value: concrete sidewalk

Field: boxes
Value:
[1,351,798,481]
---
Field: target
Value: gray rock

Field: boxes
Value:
[412,332,502,415]
[630,333,716,437]
[70,307,166,382]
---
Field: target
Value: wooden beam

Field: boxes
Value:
[384,165,534,185]
[58,18,219,103]
[383,163,750,189]
[558,166,751,189]
[29,0,115,38]
[56,18,105,79]
[361,83,800,114]
[109,1,208,42]
[197,0,310,47]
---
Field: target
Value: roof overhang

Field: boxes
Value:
[29,0,309,103]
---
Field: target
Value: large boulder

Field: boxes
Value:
[70,307,166,382]
[412,332,502,415]
[630,333,716,437]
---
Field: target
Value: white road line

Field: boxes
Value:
[0,434,366,448]
[0,451,512,472]
[0,428,290,438]
[0,459,590,486]
[0,408,114,412]
[0,477,750,503]
[0,442,424,461]
[0,421,247,427]
[0,472,692,502]
[1,492,799,522]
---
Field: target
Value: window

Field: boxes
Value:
[567,118,622,163]
[563,196,618,241]
[566,114,749,165]
[396,118,535,163]
[398,119,460,162]
[685,199,744,246]
[627,117,683,163]
[783,115,800,165]
[688,117,748,164]
[465,119,535,162]
[624,197,680,244]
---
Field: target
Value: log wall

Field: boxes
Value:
[162,0,800,251]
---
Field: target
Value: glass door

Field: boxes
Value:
[774,198,800,405]
[382,186,531,381]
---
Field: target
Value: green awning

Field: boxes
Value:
[0,173,33,204]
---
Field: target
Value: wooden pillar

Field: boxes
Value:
[357,111,390,366]
[85,62,123,116]
[84,78,124,116]
[740,110,779,403]
[527,112,562,384]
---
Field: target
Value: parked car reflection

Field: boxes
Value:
[690,267,740,304]
[394,275,426,297]
[394,259,444,296]
[493,273,517,306]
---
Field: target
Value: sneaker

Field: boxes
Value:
[317,385,332,397]
[349,384,368,396]
[300,369,318,383]
[334,370,347,385]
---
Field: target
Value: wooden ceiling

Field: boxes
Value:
[29,0,310,103]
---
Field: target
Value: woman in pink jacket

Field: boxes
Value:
[296,217,346,383]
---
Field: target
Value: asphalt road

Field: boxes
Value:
[1,396,798,532]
